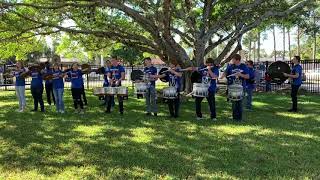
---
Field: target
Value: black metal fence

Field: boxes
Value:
[1,61,319,93]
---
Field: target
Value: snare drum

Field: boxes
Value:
[228,84,244,101]
[105,87,117,95]
[134,82,148,94]
[117,86,128,96]
[93,87,106,96]
[163,87,177,99]
[192,83,209,97]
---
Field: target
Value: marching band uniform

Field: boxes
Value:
[195,65,219,121]
[67,69,85,113]
[30,69,45,112]
[166,68,182,118]
[52,68,65,113]
[144,65,158,116]
[106,64,125,114]
[44,66,55,105]
[225,63,249,121]
[13,66,27,112]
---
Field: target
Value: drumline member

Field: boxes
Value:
[283,56,303,112]
[44,62,55,106]
[143,57,158,116]
[30,63,45,112]
[66,63,85,114]
[52,63,65,113]
[221,54,249,121]
[245,60,255,110]
[99,60,111,104]
[193,58,219,121]
[12,61,27,112]
[158,62,182,118]
[106,57,125,115]
[81,78,88,106]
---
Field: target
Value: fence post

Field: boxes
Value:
[4,65,7,91]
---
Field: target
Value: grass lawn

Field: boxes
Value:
[0,89,319,179]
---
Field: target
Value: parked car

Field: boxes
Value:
[305,68,320,81]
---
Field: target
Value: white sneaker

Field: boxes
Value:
[211,118,217,122]
[18,109,23,113]
[16,109,21,112]
[79,110,84,114]
[60,111,65,114]
[196,117,204,121]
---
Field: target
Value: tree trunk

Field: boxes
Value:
[283,25,286,61]
[297,26,301,56]
[248,39,252,60]
[257,31,261,62]
[253,40,256,61]
[273,25,277,61]
[313,15,317,61]
[288,27,291,60]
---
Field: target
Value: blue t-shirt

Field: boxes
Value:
[144,66,158,87]
[292,64,302,86]
[67,70,83,89]
[30,70,43,88]
[52,70,64,89]
[166,68,182,92]
[225,63,249,87]
[109,65,125,86]
[13,68,26,86]
[198,66,219,92]
[246,67,255,90]
[44,68,53,85]
[103,67,111,87]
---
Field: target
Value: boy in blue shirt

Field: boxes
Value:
[158,62,183,118]
[30,63,45,112]
[106,56,126,115]
[52,63,65,113]
[221,54,249,121]
[44,62,55,106]
[193,58,220,121]
[66,63,85,114]
[143,57,158,116]
[283,56,303,112]
[12,61,27,112]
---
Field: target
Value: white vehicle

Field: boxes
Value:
[305,68,320,81]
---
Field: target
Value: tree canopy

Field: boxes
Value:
[0,0,316,66]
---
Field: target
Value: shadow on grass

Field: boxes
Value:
[0,91,319,178]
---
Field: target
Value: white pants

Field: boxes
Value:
[16,86,26,110]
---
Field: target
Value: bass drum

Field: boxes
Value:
[159,68,169,82]
[131,69,144,81]
[267,61,291,84]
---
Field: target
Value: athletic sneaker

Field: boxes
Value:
[196,117,204,121]
[79,110,84,114]
[60,111,65,114]
[211,118,217,122]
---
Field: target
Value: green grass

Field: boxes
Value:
[0,89,319,179]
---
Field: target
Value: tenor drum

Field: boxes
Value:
[134,82,148,94]
[93,87,106,96]
[105,87,117,95]
[228,84,244,101]
[117,86,128,96]
[163,87,177,99]
[192,83,209,97]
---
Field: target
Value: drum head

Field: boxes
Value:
[267,61,291,84]
[191,71,202,83]
[159,68,169,82]
[131,70,144,81]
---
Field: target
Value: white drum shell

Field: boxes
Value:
[228,84,244,101]
[105,87,117,95]
[93,87,106,96]
[163,87,177,99]
[135,82,148,94]
[117,86,128,96]
[192,83,209,97]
